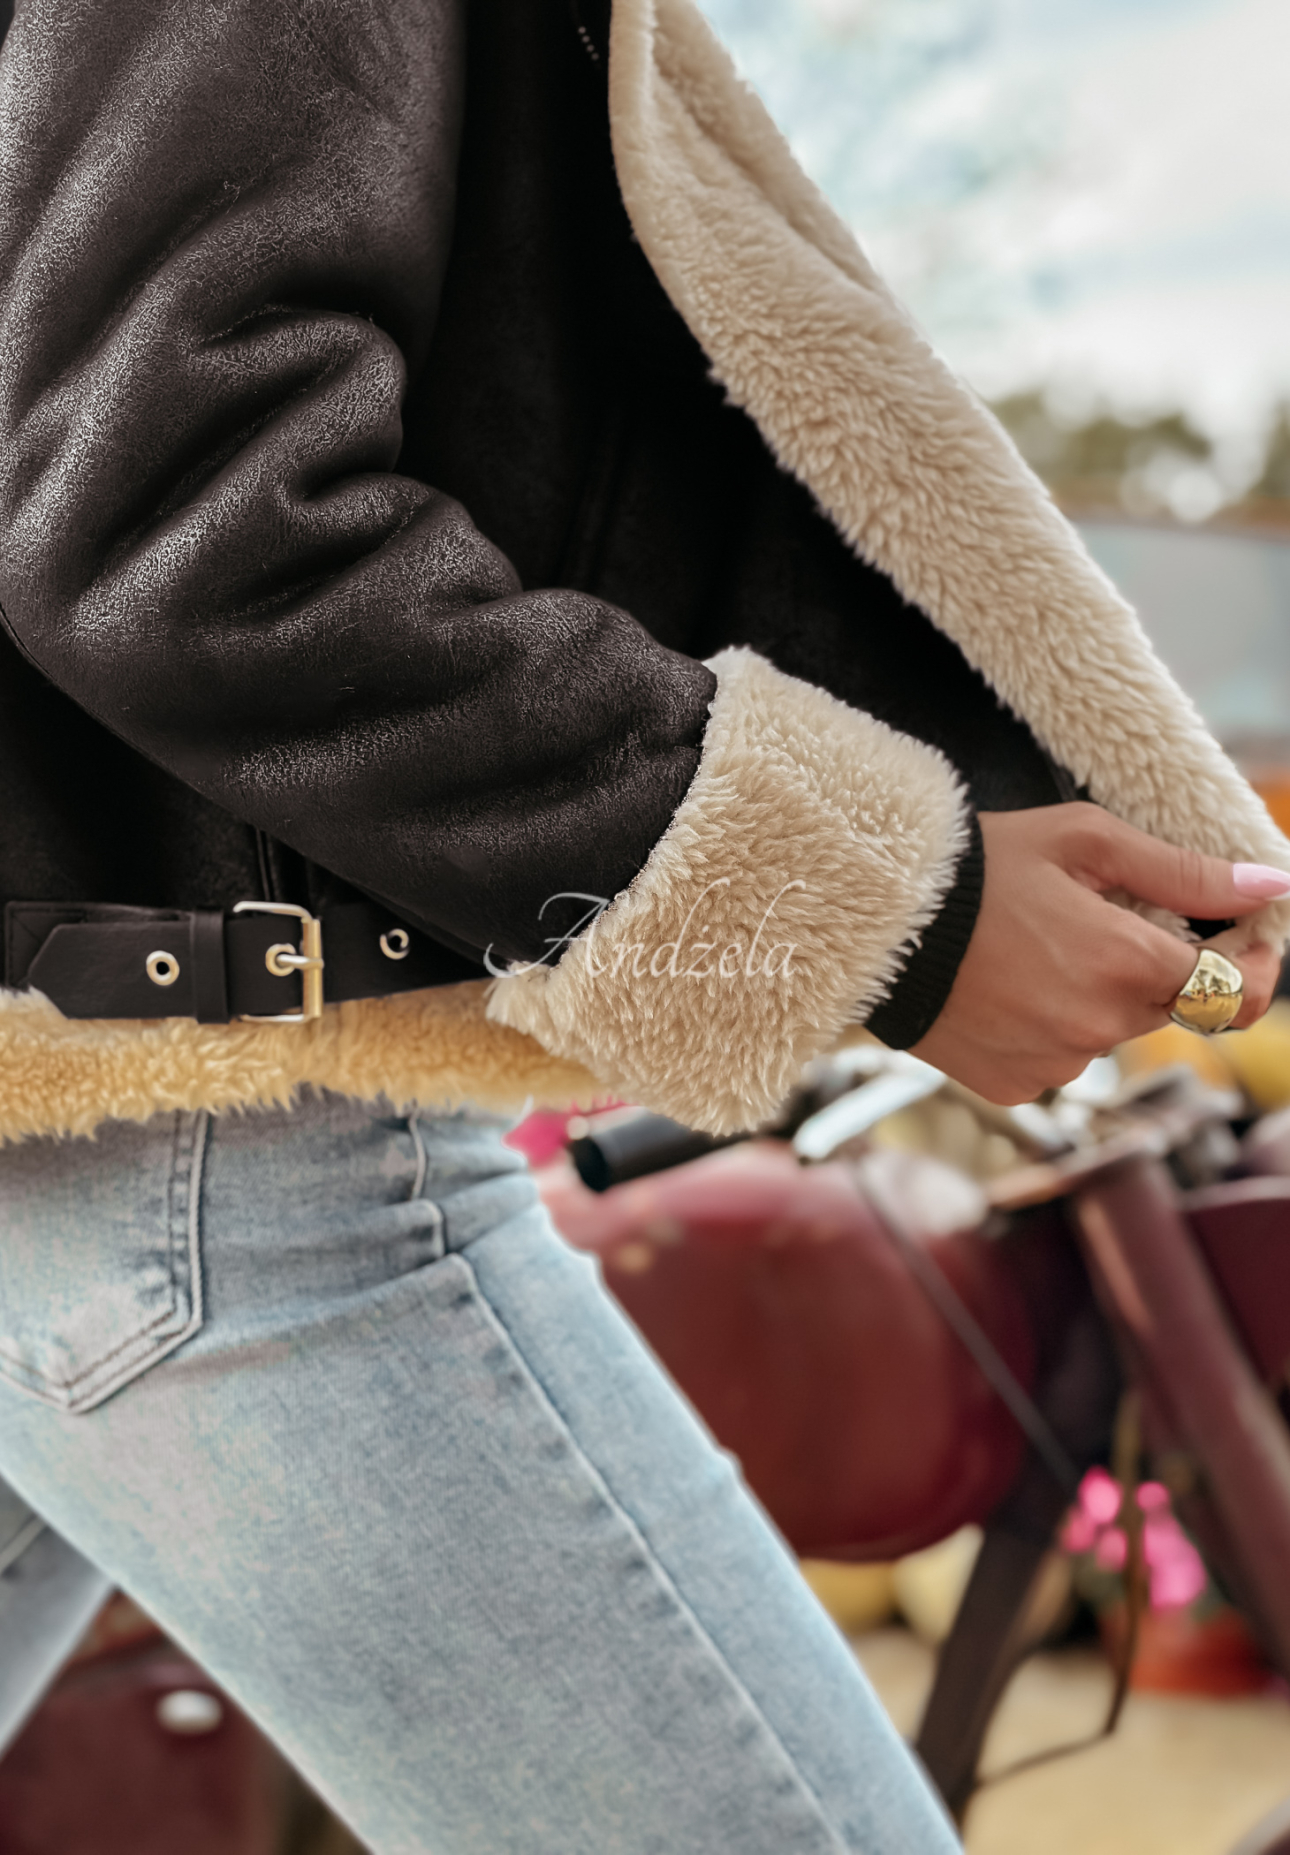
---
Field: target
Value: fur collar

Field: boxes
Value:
[607,0,1290,941]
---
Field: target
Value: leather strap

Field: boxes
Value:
[4,900,481,1023]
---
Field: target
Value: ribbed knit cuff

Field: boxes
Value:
[864,809,984,1051]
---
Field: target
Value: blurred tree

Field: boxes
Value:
[701,1,1290,531]
[1247,405,1290,503]
[990,392,1220,521]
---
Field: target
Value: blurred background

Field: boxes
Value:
[689,8,1290,1851]
[5,8,1290,1855]
[701,0,1290,814]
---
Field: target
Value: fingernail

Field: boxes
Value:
[1232,863,1290,900]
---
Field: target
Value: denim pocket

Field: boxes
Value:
[0,1111,206,1414]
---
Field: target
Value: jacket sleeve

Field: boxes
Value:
[0,0,715,966]
[0,0,972,1133]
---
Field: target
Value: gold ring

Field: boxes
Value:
[1170,949,1244,1035]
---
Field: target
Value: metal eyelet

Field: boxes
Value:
[379,927,410,961]
[146,950,181,987]
[265,942,306,978]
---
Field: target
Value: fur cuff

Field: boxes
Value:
[486,647,969,1134]
[608,0,1290,954]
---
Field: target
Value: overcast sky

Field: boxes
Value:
[699,0,1290,447]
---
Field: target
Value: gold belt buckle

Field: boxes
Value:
[232,901,325,1023]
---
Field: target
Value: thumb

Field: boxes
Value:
[1077,815,1290,919]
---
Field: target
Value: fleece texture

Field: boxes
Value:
[0,983,609,1144]
[605,0,1290,935]
[488,647,969,1134]
[2,0,1286,1142]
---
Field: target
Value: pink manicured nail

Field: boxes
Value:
[1232,863,1290,900]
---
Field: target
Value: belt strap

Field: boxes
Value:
[4,899,478,1023]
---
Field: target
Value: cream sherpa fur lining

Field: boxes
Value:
[5,0,1287,1143]
[606,0,1290,940]
[488,647,969,1135]
[0,980,612,1144]
[0,645,965,1141]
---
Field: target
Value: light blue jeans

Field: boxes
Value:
[0,1089,959,1854]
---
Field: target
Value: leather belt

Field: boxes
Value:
[4,899,481,1023]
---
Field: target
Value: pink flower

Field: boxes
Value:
[1061,1468,1209,1611]
[1082,1468,1123,1526]
[1142,1510,1208,1610]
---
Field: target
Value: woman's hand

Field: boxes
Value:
[912,803,1288,1104]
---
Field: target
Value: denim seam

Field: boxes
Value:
[72,1106,209,1409]
[0,1111,208,1410]
[453,1252,855,1855]
[407,1111,428,1204]
[0,1113,186,1392]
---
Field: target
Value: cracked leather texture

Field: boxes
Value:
[0,0,714,972]
[0,0,1062,1037]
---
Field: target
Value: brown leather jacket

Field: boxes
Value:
[0,0,1281,1140]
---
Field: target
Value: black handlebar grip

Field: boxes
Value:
[569,1113,743,1192]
